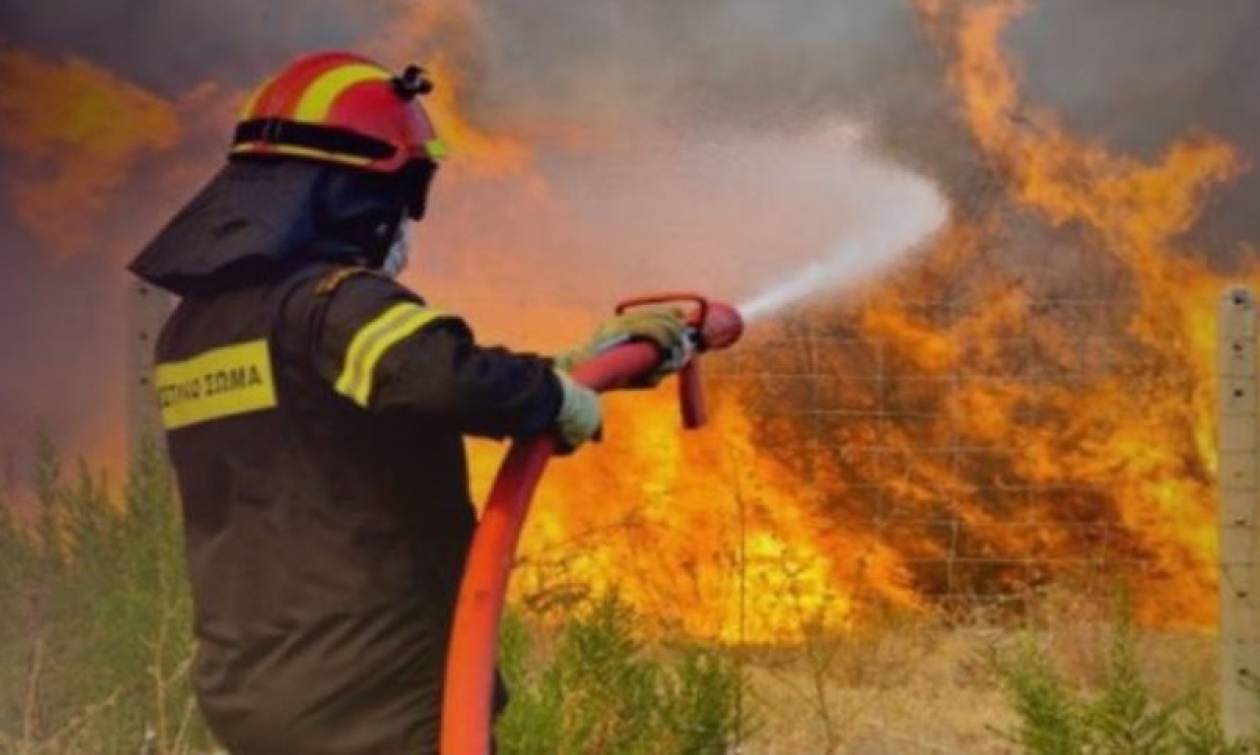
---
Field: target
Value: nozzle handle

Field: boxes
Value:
[616,292,709,331]
[678,362,707,429]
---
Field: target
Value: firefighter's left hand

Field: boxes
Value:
[552,369,602,452]
[555,309,692,386]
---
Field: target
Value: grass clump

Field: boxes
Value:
[496,595,743,755]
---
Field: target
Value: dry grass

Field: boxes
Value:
[738,620,1014,754]
[731,593,1218,754]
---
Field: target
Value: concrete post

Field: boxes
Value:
[126,278,171,455]
[1218,286,1260,739]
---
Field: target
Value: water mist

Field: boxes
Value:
[738,154,948,322]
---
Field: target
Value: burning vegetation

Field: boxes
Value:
[467,0,1254,639]
[0,0,1254,643]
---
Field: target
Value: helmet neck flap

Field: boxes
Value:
[128,158,407,296]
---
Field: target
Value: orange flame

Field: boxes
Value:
[467,389,922,642]
[0,48,181,254]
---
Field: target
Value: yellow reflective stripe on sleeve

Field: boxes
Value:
[155,340,277,430]
[293,64,391,123]
[335,303,447,407]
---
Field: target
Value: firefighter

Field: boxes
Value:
[128,51,688,754]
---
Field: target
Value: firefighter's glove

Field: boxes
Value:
[555,309,692,387]
[552,369,602,453]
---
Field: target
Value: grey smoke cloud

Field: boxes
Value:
[474,0,965,165]
[1010,0,1259,154]
[0,0,390,93]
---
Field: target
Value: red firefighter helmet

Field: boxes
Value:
[231,51,447,174]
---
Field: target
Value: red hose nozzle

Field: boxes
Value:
[696,299,744,352]
[614,293,744,429]
[614,292,744,353]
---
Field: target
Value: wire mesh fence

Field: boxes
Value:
[482,286,1212,640]
[708,313,1191,622]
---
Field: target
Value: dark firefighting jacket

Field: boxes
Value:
[152,262,561,754]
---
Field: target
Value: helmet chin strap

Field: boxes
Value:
[380,216,412,278]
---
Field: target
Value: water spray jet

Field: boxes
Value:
[738,163,950,322]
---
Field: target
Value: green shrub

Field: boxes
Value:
[0,436,208,754]
[496,595,742,755]
[997,601,1251,755]
[999,637,1089,755]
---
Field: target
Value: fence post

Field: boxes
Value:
[126,279,170,453]
[1219,286,1260,739]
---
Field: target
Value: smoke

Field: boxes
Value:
[473,1,929,126]
[408,121,947,352]
[0,0,390,93]
[397,0,960,342]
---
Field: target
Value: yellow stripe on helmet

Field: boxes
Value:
[293,63,391,124]
[424,138,450,160]
[335,302,448,407]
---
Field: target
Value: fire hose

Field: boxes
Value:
[440,293,745,755]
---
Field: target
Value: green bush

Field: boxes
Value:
[496,595,743,755]
[997,603,1252,755]
[0,436,208,755]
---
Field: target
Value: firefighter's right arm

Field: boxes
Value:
[303,271,597,443]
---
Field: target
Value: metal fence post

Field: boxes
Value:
[1219,286,1260,738]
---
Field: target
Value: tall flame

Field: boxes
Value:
[899,0,1246,624]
